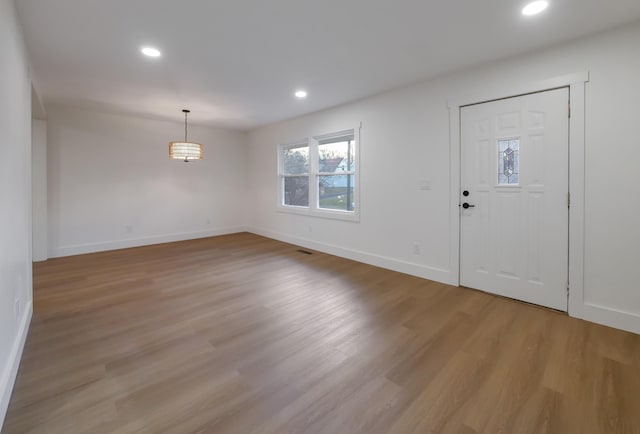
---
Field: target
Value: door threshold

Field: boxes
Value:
[460,285,567,315]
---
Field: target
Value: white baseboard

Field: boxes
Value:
[0,300,32,431]
[248,227,454,285]
[581,302,640,335]
[49,226,248,258]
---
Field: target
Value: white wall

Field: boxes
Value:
[0,0,33,428]
[247,22,640,334]
[46,107,248,257]
[32,119,47,261]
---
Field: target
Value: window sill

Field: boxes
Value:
[277,205,360,222]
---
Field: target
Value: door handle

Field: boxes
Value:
[462,203,475,209]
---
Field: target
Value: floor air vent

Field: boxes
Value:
[297,249,313,255]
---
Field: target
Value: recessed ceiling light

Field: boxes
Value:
[522,1,548,16]
[295,90,307,99]
[141,47,161,57]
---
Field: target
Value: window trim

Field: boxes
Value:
[277,126,360,222]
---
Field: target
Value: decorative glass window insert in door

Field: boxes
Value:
[498,139,519,185]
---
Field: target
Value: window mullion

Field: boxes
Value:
[309,138,318,211]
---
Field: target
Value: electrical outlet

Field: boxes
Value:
[125,225,133,233]
[14,299,20,318]
[412,242,421,255]
[308,225,313,233]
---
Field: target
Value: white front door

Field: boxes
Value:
[460,88,569,311]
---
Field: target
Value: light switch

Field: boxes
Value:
[420,179,432,190]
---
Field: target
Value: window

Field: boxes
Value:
[498,138,519,185]
[278,127,359,221]
[318,135,355,212]
[282,143,309,207]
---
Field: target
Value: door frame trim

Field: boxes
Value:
[448,71,589,318]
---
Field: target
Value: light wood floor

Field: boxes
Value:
[3,233,640,434]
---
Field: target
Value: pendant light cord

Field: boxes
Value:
[184,111,188,142]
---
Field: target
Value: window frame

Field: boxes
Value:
[278,140,311,210]
[277,126,360,222]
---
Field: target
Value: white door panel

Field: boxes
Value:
[460,88,569,311]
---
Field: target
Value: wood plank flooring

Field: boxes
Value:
[3,233,640,433]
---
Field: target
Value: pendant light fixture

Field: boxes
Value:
[169,109,202,162]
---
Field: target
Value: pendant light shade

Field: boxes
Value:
[169,109,202,162]
[169,141,202,161]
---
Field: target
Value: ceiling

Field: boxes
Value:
[16,0,640,130]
